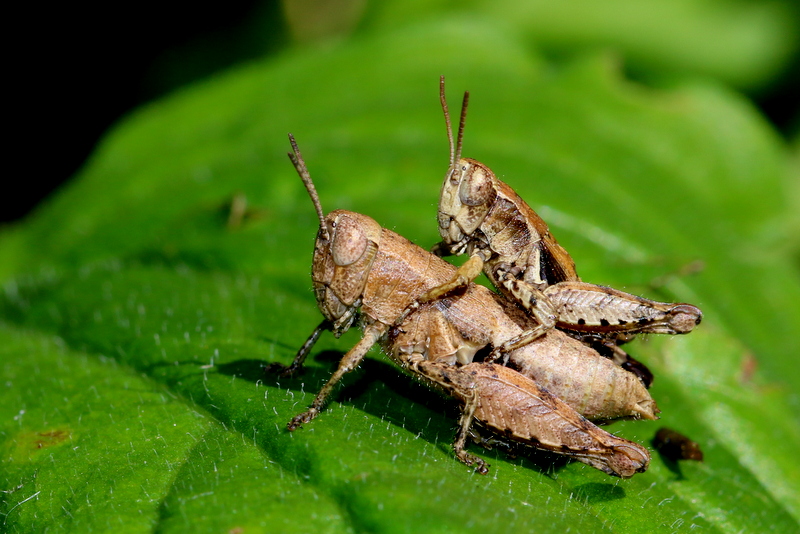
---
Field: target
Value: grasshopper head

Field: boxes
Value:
[287,134,383,337]
[312,209,381,336]
[437,78,495,255]
[438,157,495,253]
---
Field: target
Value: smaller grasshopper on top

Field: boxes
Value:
[420,77,702,376]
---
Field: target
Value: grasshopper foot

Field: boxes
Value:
[265,361,304,378]
[456,449,490,474]
[486,346,509,364]
[287,408,319,431]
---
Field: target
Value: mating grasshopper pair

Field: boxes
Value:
[275,79,701,478]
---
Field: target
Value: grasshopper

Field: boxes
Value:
[417,78,702,383]
[276,134,652,477]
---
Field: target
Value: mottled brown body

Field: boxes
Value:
[279,134,654,477]
[428,78,702,379]
[391,283,658,422]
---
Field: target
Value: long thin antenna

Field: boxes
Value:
[287,133,329,240]
[439,76,455,166]
[455,90,469,164]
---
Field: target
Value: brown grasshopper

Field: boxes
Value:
[276,133,652,477]
[418,77,702,384]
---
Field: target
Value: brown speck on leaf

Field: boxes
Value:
[740,352,758,384]
[226,192,266,230]
[226,193,248,230]
[29,429,71,450]
[653,427,703,461]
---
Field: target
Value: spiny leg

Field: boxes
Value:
[459,362,650,478]
[491,276,702,361]
[452,386,489,474]
[543,281,702,335]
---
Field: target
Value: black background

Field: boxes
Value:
[5,1,283,224]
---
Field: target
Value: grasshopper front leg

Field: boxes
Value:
[287,324,386,430]
[405,252,700,364]
[267,320,330,377]
[396,251,558,352]
[418,252,486,303]
[391,252,486,328]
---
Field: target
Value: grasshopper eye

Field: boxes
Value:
[330,214,369,266]
[459,165,492,206]
[447,165,462,186]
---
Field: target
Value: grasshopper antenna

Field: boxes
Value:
[439,76,470,167]
[439,76,455,167]
[288,133,329,240]
[455,89,469,164]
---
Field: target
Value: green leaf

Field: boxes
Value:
[362,0,800,91]
[2,19,799,533]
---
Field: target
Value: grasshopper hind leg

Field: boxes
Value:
[409,359,490,474]
[452,385,490,474]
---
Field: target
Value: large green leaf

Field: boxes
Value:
[2,18,799,533]
[361,0,800,91]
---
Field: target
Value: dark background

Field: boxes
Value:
[5,1,798,225]
[5,1,284,224]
